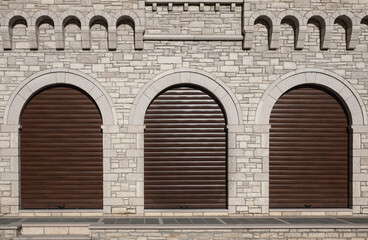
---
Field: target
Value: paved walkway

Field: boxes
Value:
[1,217,368,229]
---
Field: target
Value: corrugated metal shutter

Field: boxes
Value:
[21,85,103,209]
[270,86,350,208]
[144,85,227,209]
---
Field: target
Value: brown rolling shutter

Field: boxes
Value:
[144,85,227,209]
[21,85,103,209]
[270,85,350,208]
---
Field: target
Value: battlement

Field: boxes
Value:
[0,3,367,51]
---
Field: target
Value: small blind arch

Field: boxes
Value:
[144,84,228,209]
[20,84,103,209]
[269,84,351,208]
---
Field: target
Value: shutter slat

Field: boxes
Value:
[269,86,349,209]
[21,86,102,209]
[144,86,227,209]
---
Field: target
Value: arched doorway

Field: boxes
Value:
[20,85,103,209]
[144,85,227,209]
[269,85,350,208]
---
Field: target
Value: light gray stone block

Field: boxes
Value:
[294,0,310,7]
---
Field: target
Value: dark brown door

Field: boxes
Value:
[144,85,227,209]
[21,85,103,209]
[270,85,350,208]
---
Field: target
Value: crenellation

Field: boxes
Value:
[2,6,368,51]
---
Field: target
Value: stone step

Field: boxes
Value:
[13,234,91,240]
[19,224,90,236]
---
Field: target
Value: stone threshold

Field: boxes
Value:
[0,217,368,229]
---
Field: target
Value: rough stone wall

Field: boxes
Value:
[145,5,242,35]
[0,229,17,240]
[0,0,367,217]
[91,228,368,240]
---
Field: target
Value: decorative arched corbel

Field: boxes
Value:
[278,10,307,50]
[30,10,61,50]
[60,10,84,50]
[83,11,112,50]
[3,11,31,50]
[243,9,280,50]
[331,10,358,50]
[112,10,145,50]
[305,10,331,50]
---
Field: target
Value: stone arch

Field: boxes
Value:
[305,10,330,25]
[5,10,30,26]
[2,69,118,213]
[112,10,145,50]
[61,10,84,27]
[30,10,61,50]
[4,68,118,126]
[128,69,243,214]
[331,10,358,50]
[87,13,110,29]
[255,69,367,214]
[2,11,30,50]
[305,10,332,50]
[31,10,61,26]
[59,10,84,50]
[112,10,144,28]
[130,69,243,126]
[358,10,368,25]
[243,10,280,50]
[85,11,112,28]
[83,11,111,50]
[255,69,367,125]
[278,10,307,49]
[110,11,138,51]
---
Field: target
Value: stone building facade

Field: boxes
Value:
[0,0,368,220]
